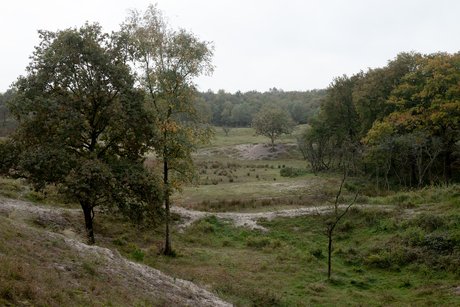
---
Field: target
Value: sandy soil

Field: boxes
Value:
[172,205,328,231]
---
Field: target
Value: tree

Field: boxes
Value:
[2,23,161,244]
[222,124,233,136]
[321,73,363,142]
[299,114,340,173]
[315,174,358,280]
[231,103,253,126]
[367,52,460,184]
[252,108,291,151]
[123,5,214,255]
[353,52,421,136]
[0,93,6,127]
[0,89,15,129]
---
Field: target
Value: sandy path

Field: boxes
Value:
[173,205,349,231]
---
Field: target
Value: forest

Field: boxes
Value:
[195,87,325,126]
[298,51,460,189]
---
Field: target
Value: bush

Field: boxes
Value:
[364,245,417,268]
[246,236,271,248]
[410,213,445,231]
[131,249,145,261]
[211,162,220,169]
[311,248,323,259]
[280,167,305,177]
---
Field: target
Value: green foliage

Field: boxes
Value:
[309,51,460,186]
[198,88,324,127]
[1,23,161,244]
[123,4,214,255]
[364,245,417,269]
[252,108,295,151]
[279,167,305,177]
[245,236,272,248]
[131,249,145,262]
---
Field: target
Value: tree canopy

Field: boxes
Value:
[1,23,161,244]
[304,51,460,187]
[252,108,294,151]
[123,4,214,255]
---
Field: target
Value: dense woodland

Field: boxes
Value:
[299,51,460,188]
[0,87,325,133]
[195,88,325,126]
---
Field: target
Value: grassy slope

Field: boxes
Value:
[2,125,460,306]
[0,212,163,307]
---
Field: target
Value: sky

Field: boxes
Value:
[2,0,460,94]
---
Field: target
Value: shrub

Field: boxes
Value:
[131,249,145,262]
[311,248,323,259]
[246,236,271,248]
[410,213,445,231]
[364,245,417,268]
[280,167,305,177]
[211,162,220,169]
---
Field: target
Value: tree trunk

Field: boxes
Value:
[444,150,452,186]
[376,160,379,192]
[163,158,172,256]
[409,162,416,187]
[164,193,172,255]
[82,203,95,245]
[328,235,332,280]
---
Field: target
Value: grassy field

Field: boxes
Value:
[2,125,460,306]
[179,125,329,207]
[201,124,308,148]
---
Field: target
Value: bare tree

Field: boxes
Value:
[315,174,358,280]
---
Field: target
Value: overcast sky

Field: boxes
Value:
[2,0,460,94]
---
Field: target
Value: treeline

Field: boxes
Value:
[196,88,325,126]
[299,51,460,188]
[0,89,17,136]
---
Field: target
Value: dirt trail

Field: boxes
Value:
[172,205,329,231]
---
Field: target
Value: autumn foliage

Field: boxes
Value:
[303,51,460,187]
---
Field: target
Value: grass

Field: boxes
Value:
[177,124,333,206]
[87,187,460,306]
[204,124,307,148]
[0,213,165,307]
[2,125,460,306]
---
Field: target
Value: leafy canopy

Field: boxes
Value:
[122,4,214,254]
[2,23,161,243]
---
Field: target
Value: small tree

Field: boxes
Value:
[222,124,233,136]
[2,23,161,244]
[123,5,214,255]
[252,108,291,151]
[315,174,358,280]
